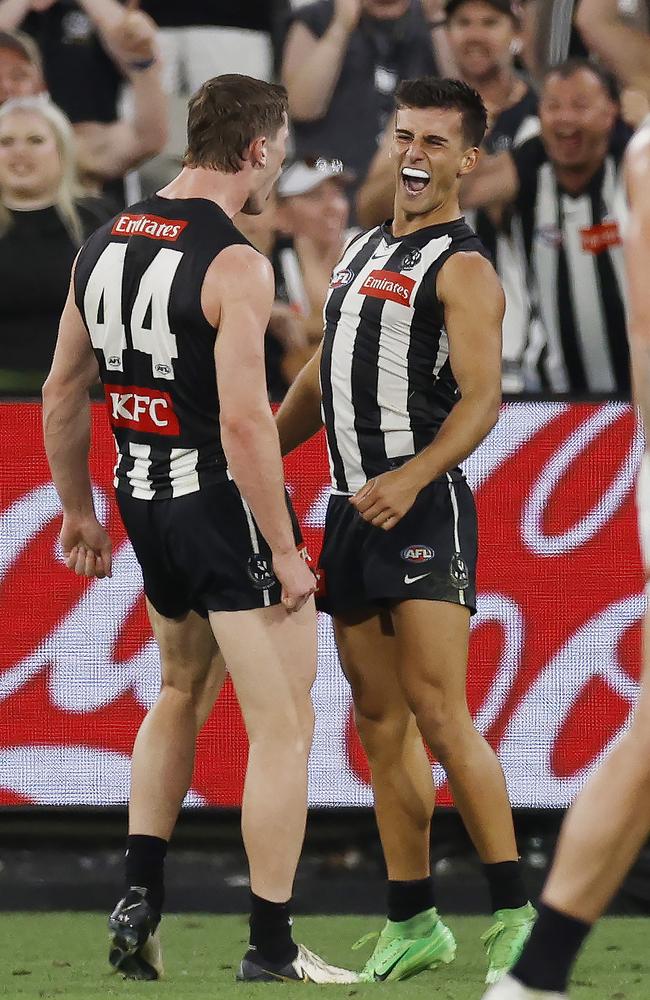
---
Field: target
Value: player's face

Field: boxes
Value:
[0,48,41,106]
[0,111,61,201]
[392,106,477,218]
[447,1,517,81]
[363,0,410,19]
[279,179,349,246]
[242,118,289,216]
[540,69,616,171]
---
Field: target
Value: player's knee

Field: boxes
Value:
[410,692,464,764]
[354,707,409,763]
[160,663,212,708]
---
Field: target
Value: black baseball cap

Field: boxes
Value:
[445,0,519,21]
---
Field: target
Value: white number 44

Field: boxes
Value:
[83,242,183,381]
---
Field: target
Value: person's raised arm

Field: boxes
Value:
[206,245,316,612]
[625,132,650,436]
[281,0,360,122]
[356,123,395,229]
[275,342,324,456]
[575,0,650,92]
[460,149,519,211]
[350,252,503,529]
[73,0,167,181]
[42,272,112,579]
[0,0,33,31]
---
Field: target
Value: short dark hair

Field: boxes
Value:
[184,74,288,174]
[396,77,488,147]
[543,57,619,103]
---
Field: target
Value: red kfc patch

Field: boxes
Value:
[104,384,180,435]
[580,221,621,255]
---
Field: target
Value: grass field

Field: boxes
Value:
[0,914,648,999]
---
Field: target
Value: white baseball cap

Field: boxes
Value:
[277,157,355,199]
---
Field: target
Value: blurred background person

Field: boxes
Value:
[0,0,167,203]
[281,0,445,211]
[462,58,630,394]
[0,95,112,393]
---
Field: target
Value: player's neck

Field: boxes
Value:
[391,197,462,236]
[157,167,249,218]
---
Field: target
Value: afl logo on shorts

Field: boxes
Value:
[401,545,434,563]
[401,248,421,270]
[449,553,469,589]
[247,554,276,590]
[330,268,354,289]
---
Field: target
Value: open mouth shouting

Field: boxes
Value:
[401,167,431,195]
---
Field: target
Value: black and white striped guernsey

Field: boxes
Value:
[74,195,250,499]
[320,218,488,494]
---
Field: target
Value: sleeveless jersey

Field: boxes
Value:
[74,194,250,499]
[320,217,488,494]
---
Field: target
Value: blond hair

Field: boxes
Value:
[0,97,85,245]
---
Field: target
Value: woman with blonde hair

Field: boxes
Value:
[0,96,113,393]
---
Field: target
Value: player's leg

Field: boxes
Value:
[110,605,226,980]
[209,599,357,984]
[335,607,457,982]
[483,618,650,1000]
[390,599,535,980]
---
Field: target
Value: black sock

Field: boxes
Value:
[482,860,528,912]
[249,893,297,965]
[125,834,167,914]
[387,876,435,923]
[512,902,591,993]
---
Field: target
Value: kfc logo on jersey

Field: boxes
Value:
[580,221,622,255]
[360,269,415,306]
[104,384,180,435]
[111,213,188,242]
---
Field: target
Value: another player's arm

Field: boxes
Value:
[351,252,503,529]
[42,272,112,578]
[624,134,650,436]
[575,0,650,92]
[206,245,316,612]
[275,342,324,456]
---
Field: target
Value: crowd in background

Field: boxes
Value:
[0,0,644,397]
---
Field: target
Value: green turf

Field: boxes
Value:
[0,914,647,999]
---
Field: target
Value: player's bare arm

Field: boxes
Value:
[275,342,324,457]
[42,274,112,580]
[575,0,650,91]
[625,132,650,443]
[206,244,316,613]
[351,252,503,530]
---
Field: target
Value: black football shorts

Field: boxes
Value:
[116,482,304,618]
[317,470,477,615]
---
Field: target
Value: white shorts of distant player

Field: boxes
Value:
[637,452,650,573]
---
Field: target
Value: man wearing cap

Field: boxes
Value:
[0,0,167,193]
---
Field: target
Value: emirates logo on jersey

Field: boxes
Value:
[104,384,180,436]
[111,213,188,241]
[360,269,415,306]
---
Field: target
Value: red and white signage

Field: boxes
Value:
[0,401,645,807]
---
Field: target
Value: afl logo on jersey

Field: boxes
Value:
[401,248,421,270]
[401,545,435,563]
[330,268,354,289]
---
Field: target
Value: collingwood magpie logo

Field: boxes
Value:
[401,248,421,270]
[247,555,276,590]
[449,553,469,589]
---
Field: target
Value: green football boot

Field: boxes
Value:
[482,902,538,984]
[354,907,456,982]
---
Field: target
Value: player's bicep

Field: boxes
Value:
[45,273,100,392]
[438,252,504,402]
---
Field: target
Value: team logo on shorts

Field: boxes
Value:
[401,545,435,563]
[449,553,469,589]
[401,248,421,270]
[330,268,354,289]
[247,554,276,590]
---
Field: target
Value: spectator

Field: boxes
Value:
[281,0,441,205]
[462,58,630,394]
[0,0,167,195]
[0,96,113,393]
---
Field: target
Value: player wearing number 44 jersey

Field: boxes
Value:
[42,74,356,986]
[277,77,536,985]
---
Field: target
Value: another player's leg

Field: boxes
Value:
[483,617,650,1000]
[110,605,226,980]
[335,607,456,982]
[390,599,535,983]
[210,600,357,984]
